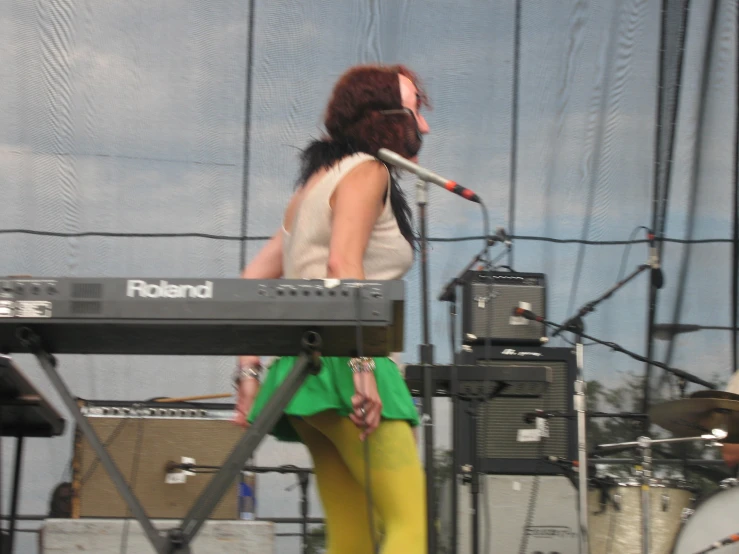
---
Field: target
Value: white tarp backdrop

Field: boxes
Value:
[1,1,737,553]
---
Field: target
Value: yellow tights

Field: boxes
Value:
[289,411,426,554]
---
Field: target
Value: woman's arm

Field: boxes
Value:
[233,229,284,428]
[326,160,388,279]
[327,159,389,439]
[241,230,284,279]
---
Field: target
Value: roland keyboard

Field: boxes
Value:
[0,278,404,356]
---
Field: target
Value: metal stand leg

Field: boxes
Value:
[468,399,480,554]
[574,340,590,554]
[173,332,322,553]
[18,327,323,554]
[7,437,23,554]
[297,471,309,554]
[17,329,168,552]
[638,437,652,554]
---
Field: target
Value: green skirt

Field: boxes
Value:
[247,356,420,442]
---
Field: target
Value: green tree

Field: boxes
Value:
[305,525,326,554]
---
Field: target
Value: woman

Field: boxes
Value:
[233,64,430,554]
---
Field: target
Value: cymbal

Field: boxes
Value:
[649,390,739,443]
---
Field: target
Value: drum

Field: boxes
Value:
[672,479,739,554]
[588,477,696,554]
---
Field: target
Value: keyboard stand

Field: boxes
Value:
[17,326,323,554]
[0,356,65,554]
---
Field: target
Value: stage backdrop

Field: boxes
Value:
[1,1,737,553]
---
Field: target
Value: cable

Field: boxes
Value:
[508,0,522,270]
[353,286,379,554]
[0,226,732,245]
[732,0,739,385]
[616,226,651,282]
[119,415,145,554]
[238,0,257,270]
[516,443,544,554]
[556,226,651,349]
[516,395,549,554]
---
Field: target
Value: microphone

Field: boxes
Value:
[544,455,574,466]
[376,148,481,203]
[512,307,542,322]
[494,227,511,246]
[652,323,703,340]
[647,230,664,289]
[523,410,548,423]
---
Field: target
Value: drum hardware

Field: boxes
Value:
[649,390,739,443]
[511,249,717,554]
[672,478,739,554]
[588,474,697,554]
[596,434,721,554]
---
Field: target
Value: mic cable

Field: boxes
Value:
[353,286,379,554]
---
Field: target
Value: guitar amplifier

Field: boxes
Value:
[462,271,547,345]
[71,400,246,520]
[454,346,576,475]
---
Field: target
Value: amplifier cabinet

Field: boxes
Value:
[462,271,547,345]
[454,346,577,475]
[72,400,245,520]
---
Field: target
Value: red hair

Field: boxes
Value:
[323,64,429,158]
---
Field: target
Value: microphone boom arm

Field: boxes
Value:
[514,308,716,390]
[438,236,500,302]
[553,263,651,338]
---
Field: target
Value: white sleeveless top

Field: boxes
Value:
[282,153,414,280]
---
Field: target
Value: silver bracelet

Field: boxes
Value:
[349,357,375,374]
[233,365,261,387]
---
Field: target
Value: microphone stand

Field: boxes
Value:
[548,262,664,553]
[415,178,436,554]
[517,311,715,390]
[437,236,499,554]
[516,303,716,554]
[438,238,498,303]
[552,263,651,339]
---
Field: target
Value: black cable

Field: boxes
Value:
[517,440,544,554]
[238,0,257,270]
[447,292,458,554]
[732,0,739,382]
[645,0,691,407]
[119,416,145,554]
[480,202,491,266]
[0,406,3,538]
[507,0,522,270]
[616,226,651,282]
[353,286,378,554]
[0,227,733,245]
[557,226,652,349]
[482,275,494,554]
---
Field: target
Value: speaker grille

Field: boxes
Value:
[71,301,102,315]
[73,403,244,519]
[474,358,569,459]
[462,271,547,345]
[72,283,102,299]
[454,347,576,474]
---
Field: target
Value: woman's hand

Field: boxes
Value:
[232,356,262,428]
[233,376,260,428]
[350,370,382,441]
